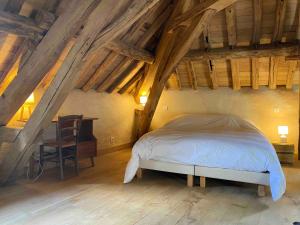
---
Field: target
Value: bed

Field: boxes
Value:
[124,114,286,201]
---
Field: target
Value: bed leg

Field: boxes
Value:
[257,185,266,197]
[136,168,143,179]
[200,176,206,188]
[187,175,194,187]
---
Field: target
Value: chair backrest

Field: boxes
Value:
[57,115,83,146]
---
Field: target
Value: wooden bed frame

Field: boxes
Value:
[138,159,270,197]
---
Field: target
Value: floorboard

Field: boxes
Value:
[0,149,299,225]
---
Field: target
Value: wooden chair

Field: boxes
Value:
[40,115,83,180]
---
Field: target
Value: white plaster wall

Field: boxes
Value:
[152,87,299,151]
[58,90,138,150]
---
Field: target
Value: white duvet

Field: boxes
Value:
[124,114,286,201]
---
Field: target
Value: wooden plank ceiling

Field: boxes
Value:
[0,0,299,101]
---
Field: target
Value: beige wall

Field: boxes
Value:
[58,90,138,151]
[152,87,299,152]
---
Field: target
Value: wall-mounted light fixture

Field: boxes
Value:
[140,95,148,106]
[278,125,288,143]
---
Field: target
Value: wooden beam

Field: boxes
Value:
[184,43,299,60]
[297,4,300,41]
[138,7,218,137]
[225,3,238,90]
[0,0,105,125]
[81,1,170,92]
[133,65,148,97]
[230,59,240,90]
[286,61,298,89]
[97,59,134,92]
[118,70,144,94]
[83,0,161,58]
[186,61,197,89]
[105,40,154,64]
[251,57,259,89]
[273,0,287,43]
[0,0,159,184]
[4,0,24,13]
[167,0,237,31]
[0,126,21,142]
[208,60,218,89]
[286,55,300,60]
[0,10,49,39]
[269,57,279,89]
[0,39,24,85]
[252,0,262,44]
[174,68,182,90]
[107,61,145,93]
[225,5,236,46]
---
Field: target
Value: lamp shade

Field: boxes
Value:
[278,125,288,135]
[140,95,148,106]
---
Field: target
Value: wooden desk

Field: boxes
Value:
[52,117,98,162]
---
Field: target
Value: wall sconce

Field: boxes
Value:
[139,95,148,106]
[19,93,35,121]
[278,125,288,143]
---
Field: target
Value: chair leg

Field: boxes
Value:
[58,147,64,180]
[39,145,44,174]
[74,149,79,176]
[90,157,95,167]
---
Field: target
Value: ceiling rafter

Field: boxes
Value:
[0,10,51,39]
[273,0,287,43]
[106,40,154,64]
[184,43,299,60]
[80,1,169,92]
[88,3,172,93]
[107,61,145,93]
[118,69,144,94]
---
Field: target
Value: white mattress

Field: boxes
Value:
[124,114,286,201]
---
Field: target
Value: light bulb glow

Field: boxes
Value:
[140,95,147,106]
[278,125,288,143]
[278,125,288,136]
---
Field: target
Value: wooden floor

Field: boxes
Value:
[0,149,300,225]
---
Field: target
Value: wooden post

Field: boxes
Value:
[200,176,206,188]
[136,168,143,179]
[251,57,259,89]
[257,185,266,197]
[187,175,194,187]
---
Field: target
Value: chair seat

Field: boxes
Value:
[43,139,76,148]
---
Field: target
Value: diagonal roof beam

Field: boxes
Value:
[167,0,237,31]
[0,10,50,40]
[81,3,171,92]
[0,0,161,184]
[137,0,238,137]
[0,0,103,125]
